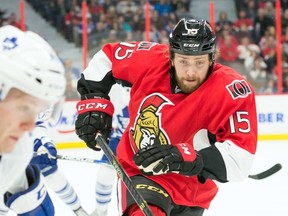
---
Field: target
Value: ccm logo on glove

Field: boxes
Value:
[133,143,203,176]
[76,98,114,115]
[75,98,114,151]
[179,143,191,155]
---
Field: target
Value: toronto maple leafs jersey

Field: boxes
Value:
[109,84,130,138]
[0,133,33,203]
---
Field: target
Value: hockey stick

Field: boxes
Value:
[95,133,154,216]
[43,154,282,181]
[33,153,108,164]
[56,154,107,164]
[248,163,282,180]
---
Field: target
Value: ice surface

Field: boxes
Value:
[6,141,288,216]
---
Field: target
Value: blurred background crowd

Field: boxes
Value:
[1,0,288,98]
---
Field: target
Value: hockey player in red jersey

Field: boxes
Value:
[75,18,258,216]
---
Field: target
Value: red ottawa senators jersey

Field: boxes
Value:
[82,41,258,209]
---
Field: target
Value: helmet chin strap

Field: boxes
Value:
[169,66,178,94]
[207,63,214,78]
[207,52,216,77]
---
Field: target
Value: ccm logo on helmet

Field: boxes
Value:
[183,43,200,47]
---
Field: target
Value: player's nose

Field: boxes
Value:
[186,66,196,76]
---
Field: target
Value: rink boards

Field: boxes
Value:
[48,95,288,149]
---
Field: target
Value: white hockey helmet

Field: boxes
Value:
[0,25,66,103]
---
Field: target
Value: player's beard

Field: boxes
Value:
[175,75,203,94]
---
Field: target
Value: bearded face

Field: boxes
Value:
[172,53,211,94]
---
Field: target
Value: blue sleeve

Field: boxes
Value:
[5,165,54,216]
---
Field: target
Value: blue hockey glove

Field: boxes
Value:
[5,165,54,216]
[133,143,203,176]
[30,137,58,176]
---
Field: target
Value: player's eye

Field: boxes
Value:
[195,61,206,68]
[179,59,188,65]
[17,104,34,116]
[196,61,204,65]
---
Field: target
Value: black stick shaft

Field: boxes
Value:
[96,133,154,216]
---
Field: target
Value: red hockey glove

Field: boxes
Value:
[133,143,203,176]
[75,98,114,151]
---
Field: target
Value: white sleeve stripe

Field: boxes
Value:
[215,140,254,181]
[82,50,112,81]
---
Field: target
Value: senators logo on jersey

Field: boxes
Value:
[226,79,251,99]
[129,93,173,152]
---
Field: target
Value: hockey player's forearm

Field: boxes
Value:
[198,140,254,183]
[198,145,228,183]
[77,72,115,97]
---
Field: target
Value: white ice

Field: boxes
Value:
[7,141,288,216]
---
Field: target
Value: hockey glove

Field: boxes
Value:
[5,165,54,216]
[30,137,58,176]
[75,97,114,151]
[133,143,203,176]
